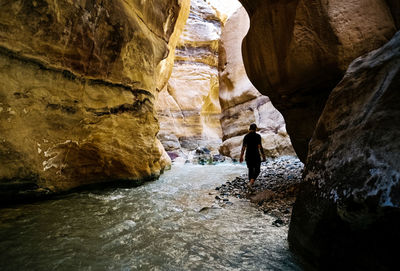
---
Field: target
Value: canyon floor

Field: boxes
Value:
[214,156,304,226]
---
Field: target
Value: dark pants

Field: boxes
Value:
[246,160,261,180]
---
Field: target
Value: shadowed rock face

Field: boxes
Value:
[239,0,400,269]
[218,7,294,159]
[0,0,190,202]
[386,0,400,28]
[288,30,400,270]
[239,0,397,161]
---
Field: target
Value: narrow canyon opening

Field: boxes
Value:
[155,0,295,164]
[0,0,399,270]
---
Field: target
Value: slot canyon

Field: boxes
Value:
[0,0,399,270]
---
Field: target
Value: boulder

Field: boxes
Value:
[289,31,400,270]
[239,0,397,161]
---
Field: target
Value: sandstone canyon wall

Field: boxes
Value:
[289,30,400,270]
[238,0,400,269]
[156,0,295,161]
[155,0,223,154]
[0,0,190,202]
[218,7,294,160]
[239,0,397,162]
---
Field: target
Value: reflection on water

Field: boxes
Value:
[0,164,301,270]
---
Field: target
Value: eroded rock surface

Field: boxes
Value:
[155,0,223,154]
[0,0,190,202]
[218,7,294,160]
[289,31,400,270]
[239,0,398,161]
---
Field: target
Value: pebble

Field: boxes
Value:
[214,156,304,226]
[272,218,284,227]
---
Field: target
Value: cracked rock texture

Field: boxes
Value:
[0,0,190,202]
[218,7,295,160]
[239,0,398,162]
[289,31,400,270]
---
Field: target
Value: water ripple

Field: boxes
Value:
[0,163,301,270]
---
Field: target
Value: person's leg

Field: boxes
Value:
[248,162,260,187]
[254,161,261,180]
[249,177,255,186]
[246,160,254,186]
[247,163,256,186]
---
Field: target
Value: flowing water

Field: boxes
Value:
[0,163,301,271]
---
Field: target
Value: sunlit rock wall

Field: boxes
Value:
[289,31,400,270]
[239,0,397,162]
[218,7,295,160]
[155,0,222,152]
[0,0,190,201]
[206,0,242,23]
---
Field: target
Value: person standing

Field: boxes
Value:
[239,123,266,187]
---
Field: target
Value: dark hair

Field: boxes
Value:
[249,123,257,131]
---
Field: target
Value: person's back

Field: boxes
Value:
[243,132,261,163]
[240,123,266,187]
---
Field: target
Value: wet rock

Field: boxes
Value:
[272,218,284,227]
[199,205,221,213]
[216,156,303,224]
[167,152,180,160]
[199,206,211,213]
[212,154,225,162]
[195,148,205,155]
[289,31,400,270]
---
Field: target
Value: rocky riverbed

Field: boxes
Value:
[214,156,304,226]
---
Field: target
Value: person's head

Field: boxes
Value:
[249,123,257,132]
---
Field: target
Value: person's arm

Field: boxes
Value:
[239,145,246,163]
[258,144,266,161]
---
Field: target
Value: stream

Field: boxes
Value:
[0,163,301,270]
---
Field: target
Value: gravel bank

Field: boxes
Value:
[215,156,304,226]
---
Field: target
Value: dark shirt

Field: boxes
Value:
[243,131,261,163]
